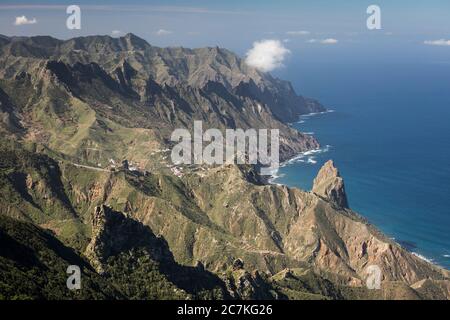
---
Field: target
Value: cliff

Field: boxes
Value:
[0,142,448,299]
[0,34,448,300]
[312,160,349,208]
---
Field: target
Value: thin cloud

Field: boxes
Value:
[308,38,338,44]
[0,4,246,15]
[245,39,290,72]
[321,38,338,44]
[14,15,37,26]
[155,29,173,36]
[424,39,450,46]
[286,30,310,36]
[111,30,125,37]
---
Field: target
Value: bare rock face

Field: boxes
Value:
[85,205,171,274]
[312,160,349,209]
[410,279,450,299]
[84,205,124,274]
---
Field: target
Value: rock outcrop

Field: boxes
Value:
[84,205,232,299]
[0,34,449,300]
[85,205,140,274]
[1,143,449,299]
[312,160,349,208]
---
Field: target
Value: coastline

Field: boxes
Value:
[270,109,447,269]
[269,109,335,185]
[267,145,331,185]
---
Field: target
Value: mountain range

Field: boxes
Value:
[0,33,448,300]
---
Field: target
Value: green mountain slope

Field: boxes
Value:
[0,34,448,300]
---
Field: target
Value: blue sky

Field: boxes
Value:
[1,1,449,67]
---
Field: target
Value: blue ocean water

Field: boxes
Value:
[273,61,450,269]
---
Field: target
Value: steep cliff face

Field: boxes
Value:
[0,34,322,167]
[182,163,449,288]
[312,160,349,208]
[0,34,448,300]
[0,33,325,123]
[0,141,449,299]
[84,205,231,299]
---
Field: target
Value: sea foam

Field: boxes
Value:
[412,252,434,263]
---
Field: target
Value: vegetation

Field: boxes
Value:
[0,34,448,300]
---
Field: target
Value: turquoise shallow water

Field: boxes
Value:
[273,62,450,269]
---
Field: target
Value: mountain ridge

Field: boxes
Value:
[0,34,448,300]
[0,33,323,167]
[0,33,325,121]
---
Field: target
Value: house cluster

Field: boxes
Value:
[107,159,140,172]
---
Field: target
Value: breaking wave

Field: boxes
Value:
[280,145,331,169]
[412,252,434,264]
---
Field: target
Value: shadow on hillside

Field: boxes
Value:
[95,206,230,298]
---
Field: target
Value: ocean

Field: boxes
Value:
[273,59,450,269]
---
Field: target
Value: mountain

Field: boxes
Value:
[0,34,448,300]
[0,33,323,120]
[312,160,349,208]
[0,33,324,166]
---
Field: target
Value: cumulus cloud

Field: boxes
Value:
[155,29,172,36]
[286,30,310,36]
[111,30,125,37]
[424,39,450,46]
[308,38,338,44]
[245,39,290,72]
[14,15,37,26]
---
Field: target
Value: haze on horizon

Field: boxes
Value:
[1,0,449,58]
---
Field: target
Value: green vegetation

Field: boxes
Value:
[0,34,448,300]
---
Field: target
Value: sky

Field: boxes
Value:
[0,1,449,71]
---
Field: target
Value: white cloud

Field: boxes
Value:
[14,15,37,26]
[424,39,450,46]
[308,38,338,44]
[286,30,310,36]
[245,39,290,72]
[155,29,173,36]
[321,38,338,44]
[111,30,125,37]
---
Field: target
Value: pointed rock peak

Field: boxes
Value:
[124,32,146,42]
[312,160,349,209]
[123,33,150,49]
[124,32,136,39]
